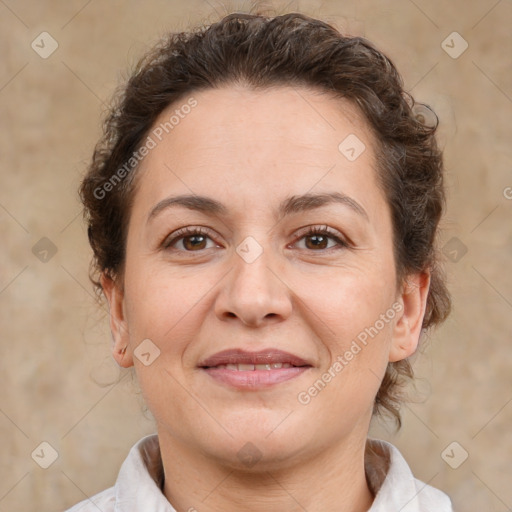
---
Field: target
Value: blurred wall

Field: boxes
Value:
[1,1,511,511]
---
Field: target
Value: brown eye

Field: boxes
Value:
[304,233,330,250]
[181,234,208,251]
[163,227,217,252]
[294,226,349,251]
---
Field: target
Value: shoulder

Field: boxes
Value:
[412,476,454,510]
[62,434,172,512]
[63,486,115,512]
[366,438,453,512]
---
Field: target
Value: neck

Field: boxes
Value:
[159,429,374,512]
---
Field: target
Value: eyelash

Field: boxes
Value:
[162,225,350,253]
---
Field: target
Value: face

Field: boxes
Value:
[104,85,429,469]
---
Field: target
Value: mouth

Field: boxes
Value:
[198,348,312,368]
[198,348,312,389]
[204,362,300,371]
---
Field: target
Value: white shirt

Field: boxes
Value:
[64,434,453,511]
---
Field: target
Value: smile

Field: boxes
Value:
[206,362,295,370]
[201,365,311,389]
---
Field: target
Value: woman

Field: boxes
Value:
[66,10,453,512]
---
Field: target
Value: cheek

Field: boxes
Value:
[123,247,397,357]
[294,266,396,340]
[121,267,210,428]
[123,259,217,354]
[294,269,396,401]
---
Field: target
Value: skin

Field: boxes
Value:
[102,85,430,512]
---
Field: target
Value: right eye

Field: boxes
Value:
[162,227,220,252]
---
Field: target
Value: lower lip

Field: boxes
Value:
[201,367,311,389]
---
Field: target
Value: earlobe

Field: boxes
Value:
[101,273,134,368]
[389,271,431,363]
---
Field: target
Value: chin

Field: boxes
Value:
[211,438,311,474]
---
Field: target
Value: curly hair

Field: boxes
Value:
[80,11,451,428]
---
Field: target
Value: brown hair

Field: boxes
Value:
[80,11,451,428]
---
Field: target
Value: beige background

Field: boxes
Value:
[1,0,511,511]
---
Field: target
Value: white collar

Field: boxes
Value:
[364,438,453,511]
[112,434,452,511]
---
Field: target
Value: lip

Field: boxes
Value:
[202,366,311,389]
[198,348,313,390]
[197,348,312,368]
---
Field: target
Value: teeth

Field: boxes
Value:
[212,362,294,371]
[255,364,272,370]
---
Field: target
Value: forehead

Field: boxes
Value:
[150,85,373,153]
[132,85,385,219]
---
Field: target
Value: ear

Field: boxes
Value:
[101,273,134,368]
[389,271,431,363]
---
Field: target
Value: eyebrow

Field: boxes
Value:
[147,191,369,223]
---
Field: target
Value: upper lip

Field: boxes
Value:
[198,349,312,368]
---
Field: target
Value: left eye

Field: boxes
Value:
[163,226,348,252]
[293,227,348,251]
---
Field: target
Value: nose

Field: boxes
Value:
[214,239,293,328]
